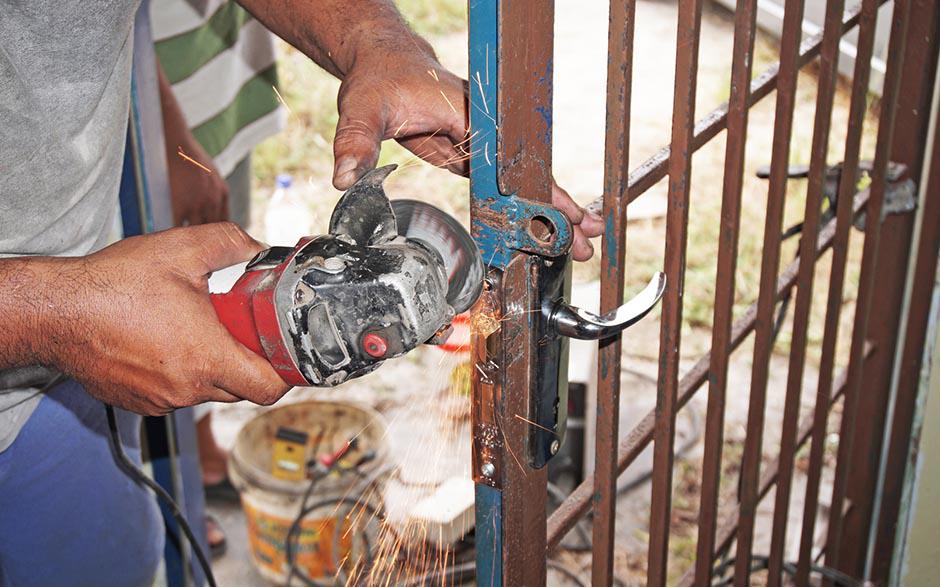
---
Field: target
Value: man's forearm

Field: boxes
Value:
[0,257,57,370]
[235,0,435,78]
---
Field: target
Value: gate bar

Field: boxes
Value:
[794,0,883,580]
[840,0,940,575]
[734,0,806,582]
[647,0,705,582]
[693,0,760,582]
[873,35,940,579]
[825,0,914,570]
[591,0,637,584]
[547,187,872,551]
[585,1,881,213]
[766,0,846,582]
[677,343,875,586]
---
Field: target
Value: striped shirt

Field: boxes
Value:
[151,0,285,176]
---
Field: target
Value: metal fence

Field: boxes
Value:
[466,0,940,585]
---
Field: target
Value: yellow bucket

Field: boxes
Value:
[228,400,388,585]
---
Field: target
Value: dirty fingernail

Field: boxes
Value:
[334,158,359,187]
[586,211,603,223]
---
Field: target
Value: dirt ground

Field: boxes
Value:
[210,1,876,584]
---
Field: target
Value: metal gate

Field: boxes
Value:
[465,0,940,584]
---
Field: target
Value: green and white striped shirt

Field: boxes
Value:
[151,0,285,176]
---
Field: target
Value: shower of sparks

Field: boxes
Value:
[470,308,500,337]
[272,85,292,115]
[175,146,212,174]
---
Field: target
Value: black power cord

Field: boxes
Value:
[105,405,217,587]
[710,553,860,586]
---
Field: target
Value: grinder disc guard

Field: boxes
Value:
[391,199,484,315]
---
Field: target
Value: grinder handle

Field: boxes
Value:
[209,265,267,358]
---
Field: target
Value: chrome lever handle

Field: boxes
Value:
[549,272,666,340]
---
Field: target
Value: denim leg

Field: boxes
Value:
[0,380,164,587]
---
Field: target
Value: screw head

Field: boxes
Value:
[550,439,561,455]
[481,462,496,477]
[323,257,345,271]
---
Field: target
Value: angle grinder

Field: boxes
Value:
[209,165,484,387]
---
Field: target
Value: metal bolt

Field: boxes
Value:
[550,439,560,455]
[323,257,346,272]
[481,462,496,477]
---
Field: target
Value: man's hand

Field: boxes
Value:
[19,223,289,415]
[158,63,230,226]
[167,140,230,226]
[331,48,604,261]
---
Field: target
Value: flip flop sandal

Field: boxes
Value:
[204,476,240,503]
[206,514,227,560]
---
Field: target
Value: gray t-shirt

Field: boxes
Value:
[0,0,140,451]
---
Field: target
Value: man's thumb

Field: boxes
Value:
[333,97,384,190]
[188,221,265,273]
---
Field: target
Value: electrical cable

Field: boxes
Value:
[710,553,860,586]
[285,446,378,587]
[104,405,217,587]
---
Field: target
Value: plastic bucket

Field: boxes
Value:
[229,400,388,585]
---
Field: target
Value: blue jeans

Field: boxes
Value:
[0,381,164,586]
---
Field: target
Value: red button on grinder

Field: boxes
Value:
[362,333,388,358]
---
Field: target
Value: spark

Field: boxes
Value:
[439,90,458,114]
[393,119,408,137]
[272,85,292,115]
[471,100,498,125]
[175,146,212,174]
[514,413,558,435]
[427,68,440,82]
[484,142,492,167]
[474,71,490,114]
[495,410,526,475]
[485,44,490,85]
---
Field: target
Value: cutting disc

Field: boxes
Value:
[391,199,484,315]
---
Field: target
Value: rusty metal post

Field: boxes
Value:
[766,0,846,583]
[590,0,637,584]
[734,1,806,583]
[872,25,940,579]
[794,1,882,582]
[645,0,706,583]
[694,0,759,583]
[467,1,566,585]
[838,7,940,576]
[824,0,914,575]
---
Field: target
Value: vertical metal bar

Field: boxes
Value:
[795,1,882,581]
[765,1,846,583]
[733,1,805,583]
[873,40,940,580]
[591,0,636,584]
[646,0,705,583]
[693,0,759,583]
[843,0,940,576]
[499,257,548,586]
[468,1,556,584]
[825,0,914,572]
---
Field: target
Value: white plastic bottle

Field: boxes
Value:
[264,174,314,245]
